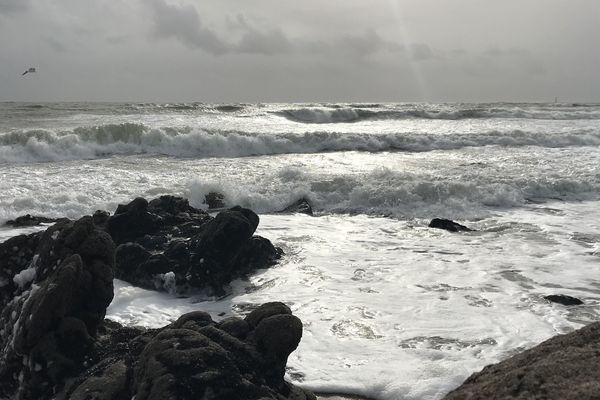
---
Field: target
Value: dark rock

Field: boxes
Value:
[186,206,273,293]
[170,311,215,331]
[108,197,280,295]
[68,360,130,400]
[108,198,163,245]
[92,210,110,227]
[443,322,600,400]
[280,198,314,216]
[148,195,194,215]
[219,317,251,339]
[115,243,151,273]
[429,218,474,232]
[1,206,306,400]
[0,216,115,399]
[6,214,58,227]
[204,191,226,209]
[544,294,584,306]
[0,232,41,308]
[245,302,293,328]
[251,314,303,388]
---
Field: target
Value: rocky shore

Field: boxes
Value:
[0,196,313,400]
[0,196,597,399]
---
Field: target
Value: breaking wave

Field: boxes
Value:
[1,123,600,163]
[186,167,600,219]
[276,105,600,124]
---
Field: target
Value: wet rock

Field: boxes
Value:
[186,206,281,294]
[1,205,304,400]
[245,302,293,328]
[108,198,163,245]
[132,306,313,400]
[429,218,474,232]
[280,198,314,216]
[0,232,42,308]
[219,317,251,339]
[251,314,303,388]
[0,216,115,399]
[110,199,281,295]
[544,294,584,306]
[5,214,58,227]
[444,321,600,400]
[204,191,226,209]
[92,210,110,228]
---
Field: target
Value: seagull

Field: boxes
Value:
[21,67,36,76]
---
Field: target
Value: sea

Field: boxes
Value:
[1,102,599,399]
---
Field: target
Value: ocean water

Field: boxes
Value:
[1,102,600,399]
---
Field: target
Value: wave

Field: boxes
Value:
[185,167,600,219]
[1,123,600,163]
[275,106,600,124]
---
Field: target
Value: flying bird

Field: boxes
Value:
[21,67,36,76]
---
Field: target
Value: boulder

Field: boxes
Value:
[108,198,163,245]
[0,216,115,399]
[443,322,600,400]
[0,231,42,308]
[429,218,474,232]
[186,206,273,293]
[544,294,584,306]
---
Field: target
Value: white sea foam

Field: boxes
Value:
[106,203,600,400]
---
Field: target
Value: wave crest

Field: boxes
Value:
[1,124,599,163]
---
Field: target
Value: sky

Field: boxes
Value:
[1,0,599,102]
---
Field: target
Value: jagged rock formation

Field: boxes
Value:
[0,199,312,400]
[110,196,282,295]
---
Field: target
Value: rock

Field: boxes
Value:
[204,191,226,209]
[0,232,41,308]
[428,218,474,232]
[219,317,251,339]
[5,214,58,227]
[280,198,314,216]
[251,314,303,388]
[544,294,584,306]
[67,360,130,400]
[186,206,280,294]
[443,322,600,400]
[245,302,293,328]
[131,305,313,400]
[1,205,304,400]
[0,216,115,399]
[148,195,195,215]
[108,198,163,245]
[92,210,110,227]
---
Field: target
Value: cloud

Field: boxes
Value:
[149,0,229,55]
[0,0,28,14]
[410,43,435,61]
[147,0,401,59]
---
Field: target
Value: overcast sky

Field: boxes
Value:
[1,0,599,102]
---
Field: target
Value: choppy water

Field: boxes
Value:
[1,102,600,399]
